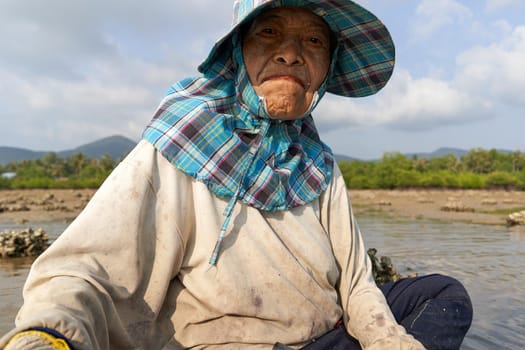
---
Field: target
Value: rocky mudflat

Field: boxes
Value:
[349,189,525,228]
[1,188,525,227]
[0,189,95,224]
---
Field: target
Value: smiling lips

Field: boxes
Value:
[262,75,307,89]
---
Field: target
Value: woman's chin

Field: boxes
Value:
[264,97,309,120]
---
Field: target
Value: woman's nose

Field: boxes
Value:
[273,37,304,66]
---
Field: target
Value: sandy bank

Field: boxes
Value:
[1,188,525,229]
[0,189,95,224]
[349,189,525,228]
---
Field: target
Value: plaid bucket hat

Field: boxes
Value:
[198,0,395,98]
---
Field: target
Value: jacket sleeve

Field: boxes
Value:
[0,141,192,350]
[320,165,425,350]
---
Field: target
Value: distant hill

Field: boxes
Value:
[334,154,359,162]
[405,147,515,160]
[336,147,517,163]
[404,147,468,159]
[0,135,137,165]
[334,148,469,163]
[57,135,137,160]
[0,147,45,165]
[1,136,517,166]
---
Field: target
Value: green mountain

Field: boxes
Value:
[0,135,137,165]
[404,147,468,159]
[2,136,515,166]
[334,154,358,162]
[0,147,45,165]
[334,148,468,163]
[57,135,137,160]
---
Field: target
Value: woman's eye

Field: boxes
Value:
[261,27,275,35]
[308,37,323,45]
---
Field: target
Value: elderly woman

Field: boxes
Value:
[0,1,472,349]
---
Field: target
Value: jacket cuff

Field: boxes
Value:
[4,330,71,350]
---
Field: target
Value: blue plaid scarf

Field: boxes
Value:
[143,40,334,210]
[143,37,334,265]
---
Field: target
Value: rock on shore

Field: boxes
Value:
[440,201,475,212]
[0,228,49,258]
[507,211,525,226]
[367,248,417,285]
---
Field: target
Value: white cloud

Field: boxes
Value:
[1,0,524,156]
[0,0,231,77]
[456,25,525,107]
[315,22,525,134]
[414,0,473,38]
[485,0,524,12]
[0,0,232,149]
[0,54,188,150]
[491,19,514,35]
[315,68,488,132]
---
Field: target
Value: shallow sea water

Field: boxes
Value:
[0,220,71,336]
[358,216,525,350]
[1,217,524,349]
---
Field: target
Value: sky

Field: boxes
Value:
[1,0,525,160]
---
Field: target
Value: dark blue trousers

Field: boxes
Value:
[300,274,473,350]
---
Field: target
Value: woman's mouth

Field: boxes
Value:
[262,75,306,89]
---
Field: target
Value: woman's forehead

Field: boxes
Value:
[252,6,329,31]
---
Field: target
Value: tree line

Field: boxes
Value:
[339,148,525,190]
[1,148,525,190]
[0,152,117,189]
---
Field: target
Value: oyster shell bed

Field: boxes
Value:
[0,228,49,258]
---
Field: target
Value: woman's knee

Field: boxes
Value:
[420,274,474,328]
[400,274,473,350]
[426,274,472,303]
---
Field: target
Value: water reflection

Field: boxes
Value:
[0,220,71,334]
[358,216,525,350]
[1,217,524,349]
[0,257,34,275]
[0,257,33,336]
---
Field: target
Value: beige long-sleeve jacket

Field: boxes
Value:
[0,141,423,350]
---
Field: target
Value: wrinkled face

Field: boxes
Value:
[242,7,332,120]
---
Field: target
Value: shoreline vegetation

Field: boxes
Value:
[2,148,525,191]
[0,149,524,228]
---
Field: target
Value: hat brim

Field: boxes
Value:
[198,0,395,98]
